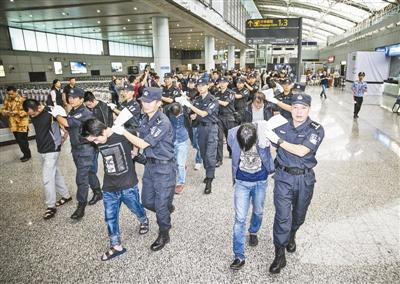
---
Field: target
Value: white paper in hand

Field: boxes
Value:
[262,89,279,104]
[265,114,288,130]
[113,108,133,126]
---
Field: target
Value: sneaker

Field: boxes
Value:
[249,234,258,246]
[194,163,202,170]
[175,184,185,194]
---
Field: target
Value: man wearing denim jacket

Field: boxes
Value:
[227,122,275,270]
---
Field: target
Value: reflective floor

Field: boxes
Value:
[0,86,399,283]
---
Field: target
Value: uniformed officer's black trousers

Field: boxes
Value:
[72,151,101,204]
[217,116,236,162]
[353,96,363,117]
[142,160,176,232]
[198,123,218,179]
[272,168,315,247]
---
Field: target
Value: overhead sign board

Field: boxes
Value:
[245,18,301,45]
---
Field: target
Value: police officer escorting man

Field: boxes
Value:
[244,73,259,102]
[274,79,294,120]
[216,76,236,167]
[176,78,219,194]
[112,87,176,251]
[52,87,102,220]
[263,93,324,274]
[233,78,250,124]
[161,73,180,114]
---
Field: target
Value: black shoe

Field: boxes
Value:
[169,204,175,213]
[216,161,223,167]
[249,234,258,246]
[269,245,286,274]
[230,258,245,270]
[150,231,170,251]
[203,178,207,183]
[20,156,31,162]
[88,190,103,205]
[139,220,149,235]
[204,178,212,194]
[70,203,86,220]
[287,231,297,253]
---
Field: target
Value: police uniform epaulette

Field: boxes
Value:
[310,121,321,130]
[156,117,162,125]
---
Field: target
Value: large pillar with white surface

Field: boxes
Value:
[152,16,170,78]
[227,45,235,70]
[204,35,215,71]
[240,49,246,70]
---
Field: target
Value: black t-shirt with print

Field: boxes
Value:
[98,133,138,192]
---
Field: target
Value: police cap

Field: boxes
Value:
[197,78,208,86]
[139,87,162,103]
[68,87,84,98]
[291,93,311,106]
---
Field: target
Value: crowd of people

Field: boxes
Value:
[1,67,328,274]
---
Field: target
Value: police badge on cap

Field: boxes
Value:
[291,93,311,106]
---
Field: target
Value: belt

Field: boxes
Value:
[277,164,310,175]
[200,122,217,126]
[146,158,174,164]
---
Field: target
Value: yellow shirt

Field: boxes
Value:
[0,95,29,132]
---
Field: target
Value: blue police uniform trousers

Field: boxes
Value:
[72,150,101,204]
[141,160,176,232]
[273,168,315,247]
[198,123,218,179]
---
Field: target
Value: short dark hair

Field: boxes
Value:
[237,123,257,152]
[128,75,136,83]
[267,80,276,89]
[84,91,96,102]
[6,86,17,92]
[170,102,182,116]
[23,99,40,112]
[69,77,76,81]
[81,118,106,137]
[253,91,265,102]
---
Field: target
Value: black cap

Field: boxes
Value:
[293,83,306,92]
[358,72,365,77]
[164,73,173,78]
[282,78,292,85]
[237,78,246,84]
[68,87,84,98]
[197,78,208,86]
[291,93,311,106]
[138,87,162,103]
[248,73,256,78]
[219,76,229,83]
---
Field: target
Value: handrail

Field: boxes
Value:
[327,4,399,46]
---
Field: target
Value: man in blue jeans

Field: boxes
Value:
[81,118,149,261]
[227,122,274,270]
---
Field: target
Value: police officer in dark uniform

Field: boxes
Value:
[176,78,219,194]
[112,85,141,133]
[184,78,199,143]
[161,73,180,114]
[244,73,259,102]
[53,88,102,219]
[264,93,324,274]
[274,78,294,120]
[233,78,250,124]
[215,76,236,166]
[112,87,176,251]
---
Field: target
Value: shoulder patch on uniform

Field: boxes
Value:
[309,133,320,145]
[310,121,321,130]
[73,113,82,119]
[156,117,162,125]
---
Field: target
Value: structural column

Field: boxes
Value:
[227,45,235,70]
[204,35,215,71]
[152,16,170,78]
[239,49,246,70]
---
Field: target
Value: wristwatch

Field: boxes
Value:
[277,138,284,147]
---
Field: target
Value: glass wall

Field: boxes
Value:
[9,27,104,55]
[108,41,152,57]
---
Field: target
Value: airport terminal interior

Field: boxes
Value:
[0,0,399,283]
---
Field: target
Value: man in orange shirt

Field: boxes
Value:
[0,86,31,162]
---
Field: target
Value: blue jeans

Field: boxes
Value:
[174,139,189,185]
[233,179,268,260]
[103,185,148,247]
[192,127,202,164]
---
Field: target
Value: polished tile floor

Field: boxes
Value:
[0,86,399,283]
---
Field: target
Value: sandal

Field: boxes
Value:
[139,222,149,235]
[101,247,127,261]
[43,207,57,220]
[55,197,72,207]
